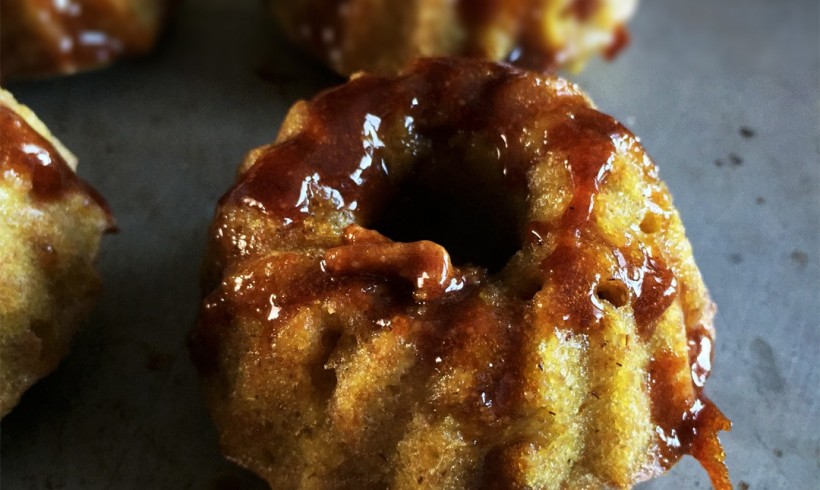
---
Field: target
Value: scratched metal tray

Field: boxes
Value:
[1,0,817,488]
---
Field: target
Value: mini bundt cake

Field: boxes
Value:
[270,0,637,75]
[190,58,730,489]
[0,89,113,416]
[1,0,172,79]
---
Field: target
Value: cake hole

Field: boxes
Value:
[596,279,629,307]
[371,157,525,273]
[640,211,663,234]
[311,330,341,398]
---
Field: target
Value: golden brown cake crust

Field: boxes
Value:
[0,0,172,79]
[0,90,112,416]
[270,0,638,75]
[191,58,729,489]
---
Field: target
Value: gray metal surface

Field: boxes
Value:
[1,0,817,488]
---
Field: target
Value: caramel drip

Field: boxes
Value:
[0,105,113,219]
[324,226,465,302]
[603,24,631,61]
[632,254,677,332]
[648,352,731,488]
[689,399,732,488]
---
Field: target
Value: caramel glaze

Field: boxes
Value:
[324,228,466,302]
[201,58,728,486]
[0,0,167,78]
[0,105,113,222]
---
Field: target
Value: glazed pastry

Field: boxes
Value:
[190,58,729,489]
[270,0,637,75]
[1,0,171,79]
[0,89,113,416]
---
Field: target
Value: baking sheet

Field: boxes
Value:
[2,0,818,488]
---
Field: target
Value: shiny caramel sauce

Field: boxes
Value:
[0,105,112,219]
[324,226,467,302]
[0,0,163,78]
[208,58,728,486]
